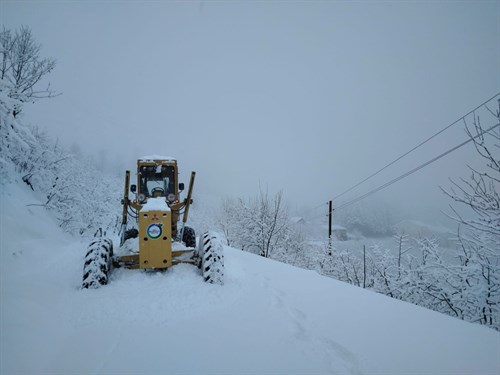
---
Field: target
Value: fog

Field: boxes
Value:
[3,1,499,225]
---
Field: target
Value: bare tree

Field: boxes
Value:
[1,26,57,117]
[441,98,500,330]
[256,189,289,258]
[217,189,293,259]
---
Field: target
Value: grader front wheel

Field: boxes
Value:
[82,238,113,289]
[198,232,224,285]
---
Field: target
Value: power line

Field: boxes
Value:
[302,202,327,216]
[335,121,500,211]
[303,202,331,221]
[333,92,500,201]
[306,211,329,221]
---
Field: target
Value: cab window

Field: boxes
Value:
[139,165,175,198]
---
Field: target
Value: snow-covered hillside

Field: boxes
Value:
[1,180,499,374]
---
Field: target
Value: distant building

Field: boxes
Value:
[332,225,348,241]
[290,217,306,225]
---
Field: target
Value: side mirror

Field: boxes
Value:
[130,184,137,193]
[179,183,185,191]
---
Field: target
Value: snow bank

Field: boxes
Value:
[1,181,499,374]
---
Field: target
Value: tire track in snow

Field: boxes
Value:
[96,328,123,374]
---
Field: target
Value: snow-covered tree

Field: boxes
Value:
[218,189,300,259]
[0,78,32,181]
[253,189,289,258]
[1,26,57,117]
[1,27,57,180]
[440,101,500,330]
[1,67,119,237]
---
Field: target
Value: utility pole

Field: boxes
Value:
[328,200,333,255]
[363,245,366,288]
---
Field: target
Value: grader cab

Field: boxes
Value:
[82,156,224,288]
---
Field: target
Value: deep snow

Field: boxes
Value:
[1,181,499,374]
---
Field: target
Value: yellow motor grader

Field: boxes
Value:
[82,156,224,288]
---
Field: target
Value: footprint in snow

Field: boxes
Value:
[321,337,363,375]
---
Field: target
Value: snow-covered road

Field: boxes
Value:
[1,182,499,374]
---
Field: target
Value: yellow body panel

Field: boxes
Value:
[138,209,172,269]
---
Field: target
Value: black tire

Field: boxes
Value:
[183,226,196,248]
[198,232,224,285]
[124,228,139,241]
[82,238,113,289]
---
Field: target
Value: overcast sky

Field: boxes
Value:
[2,0,499,224]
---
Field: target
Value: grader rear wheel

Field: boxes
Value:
[182,226,196,248]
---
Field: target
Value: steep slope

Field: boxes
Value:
[1,181,498,374]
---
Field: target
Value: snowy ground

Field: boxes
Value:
[1,181,499,374]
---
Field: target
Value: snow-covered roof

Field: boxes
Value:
[140,197,171,212]
[139,155,176,162]
[290,217,306,224]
